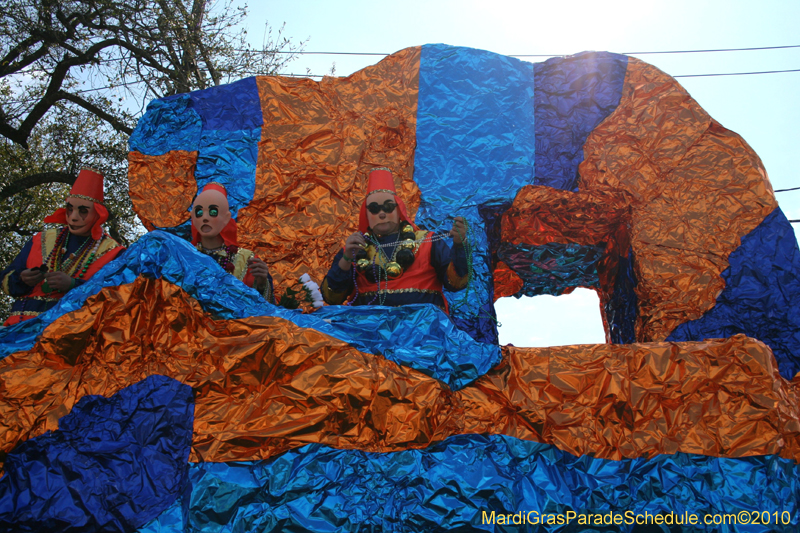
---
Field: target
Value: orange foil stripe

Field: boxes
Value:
[578,58,777,341]
[0,277,797,473]
[128,150,198,229]
[236,47,422,299]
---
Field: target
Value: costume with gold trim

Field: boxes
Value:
[321,230,468,311]
[1,228,124,325]
[321,168,468,311]
[195,244,274,304]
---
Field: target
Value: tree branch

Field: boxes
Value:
[0,171,75,201]
[3,37,157,146]
[0,38,50,77]
[58,91,133,135]
[0,119,30,148]
[12,38,125,144]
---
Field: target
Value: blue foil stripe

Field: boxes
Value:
[136,499,184,533]
[140,435,799,532]
[0,375,193,533]
[607,249,638,345]
[192,127,261,215]
[128,95,202,156]
[416,43,536,222]
[314,303,501,385]
[186,77,263,215]
[187,77,263,132]
[416,44,536,344]
[497,242,605,297]
[668,207,800,379]
[0,231,500,390]
[533,52,628,191]
[442,206,499,345]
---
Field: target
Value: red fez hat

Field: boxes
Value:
[44,168,108,240]
[358,168,417,233]
[366,168,396,195]
[191,182,239,247]
[70,168,105,204]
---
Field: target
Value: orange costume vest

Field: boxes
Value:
[353,231,448,310]
[4,228,123,325]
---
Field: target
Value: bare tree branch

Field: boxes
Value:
[58,91,133,135]
[0,171,75,201]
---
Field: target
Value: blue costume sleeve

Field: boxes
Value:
[321,249,355,304]
[430,240,469,291]
[1,238,35,297]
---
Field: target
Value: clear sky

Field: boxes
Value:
[240,0,799,347]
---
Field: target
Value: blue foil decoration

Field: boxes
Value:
[607,248,638,345]
[314,305,501,388]
[416,44,536,218]
[187,77,263,132]
[193,127,261,216]
[188,78,262,214]
[0,232,500,390]
[0,375,193,532]
[415,44,537,345]
[128,95,202,156]
[533,52,628,191]
[668,207,800,378]
[498,242,605,297]
[138,435,799,532]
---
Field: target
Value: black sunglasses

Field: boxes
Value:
[366,200,397,215]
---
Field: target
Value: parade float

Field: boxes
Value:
[1,44,799,531]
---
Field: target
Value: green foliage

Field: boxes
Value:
[278,286,309,310]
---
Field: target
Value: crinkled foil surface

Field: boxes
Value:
[3,44,799,531]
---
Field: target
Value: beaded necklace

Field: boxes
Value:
[44,227,105,279]
[350,220,476,307]
[347,230,415,306]
[357,229,419,280]
[196,243,239,274]
[370,246,391,306]
[348,254,389,306]
[368,231,452,249]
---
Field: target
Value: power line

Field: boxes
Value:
[675,68,800,78]
[623,44,800,55]
[269,44,800,58]
[776,186,800,193]
[279,68,800,79]
[279,73,326,78]
[268,44,800,78]
[7,66,798,90]
[274,51,389,56]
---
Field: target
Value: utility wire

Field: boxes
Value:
[776,186,800,193]
[273,51,389,56]
[268,44,800,57]
[10,65,797,92]
[5,42,798,97]
[267,43,800,78]
[615,44,800,55]
[280,68,800,79]
[4,63,798,102]
[675,68,800,78]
